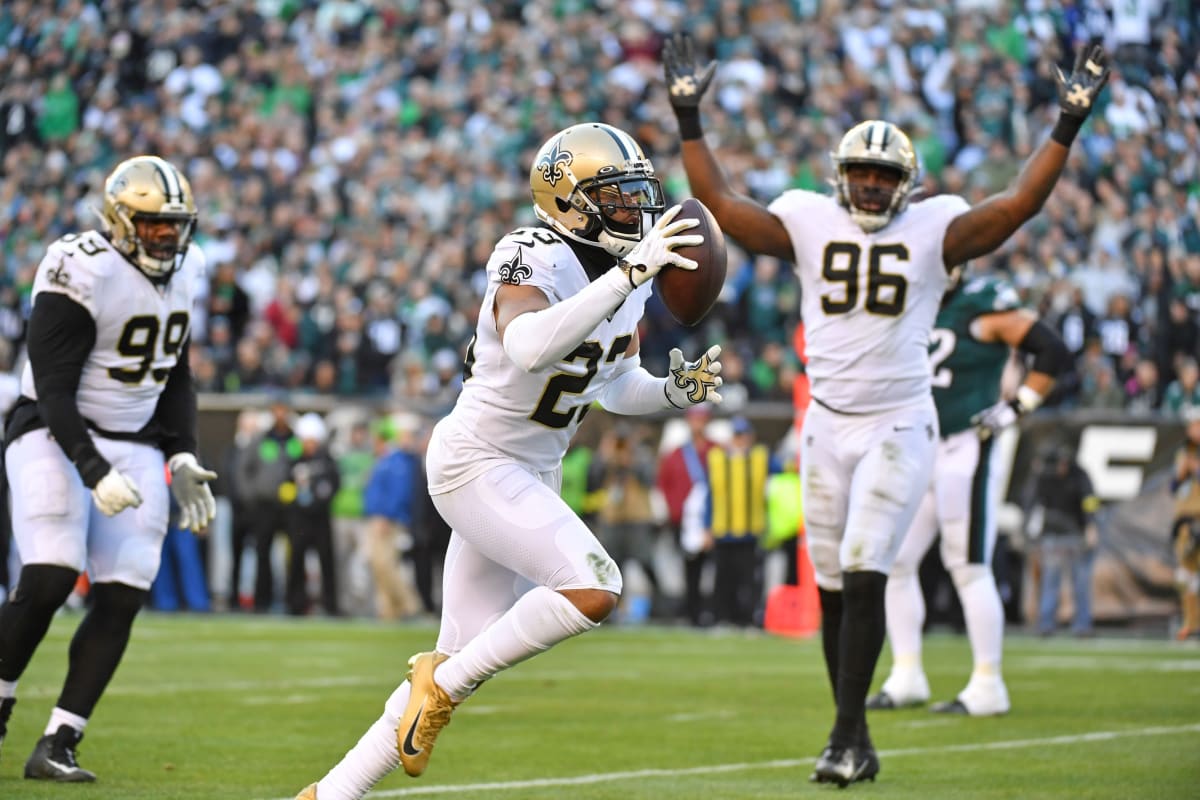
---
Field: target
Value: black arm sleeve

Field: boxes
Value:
[26,292,109,488]
[1017,319,1072,377]
[153,336,197,459]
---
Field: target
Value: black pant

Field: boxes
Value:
[286,510,338,616]
[712,538,759,627]
[408,527,449,615]
[246,504,285,612]
[227,501,253,608]
[671,523,710,626]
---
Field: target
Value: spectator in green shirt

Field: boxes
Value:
[331,420,376,616]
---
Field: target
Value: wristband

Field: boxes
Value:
[1050,114,1084,147]
[674,108,704,141]
[1015,385,1044,414]
[70,443,111,489]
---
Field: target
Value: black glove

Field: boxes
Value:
[1054,44,1110,119]
[663,32,716,139]
[1050,44,1110,145]
[663,32,717,111]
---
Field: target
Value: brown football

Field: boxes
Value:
[656,197,727,327]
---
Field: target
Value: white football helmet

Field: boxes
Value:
[832,120,918,233]
[530,123,665,257]
[101,155,197,278]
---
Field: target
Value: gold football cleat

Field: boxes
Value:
[396,651,457,777]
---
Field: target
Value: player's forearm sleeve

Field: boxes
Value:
[1018,319,1071,377]
[26,292,109,487]
[598,354,669,415]
[153,336,198,458]
[502,267,632,372]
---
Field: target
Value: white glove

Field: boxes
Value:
[665,345,723,408]
[92,469,143,516]
[971,399,1020,440]
[971,386,1043,441]
[619,204,704,288]
[168,452,218,531]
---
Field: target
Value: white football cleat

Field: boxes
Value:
[867,668,931,710]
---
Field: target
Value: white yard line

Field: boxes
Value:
[260,722,1200,799]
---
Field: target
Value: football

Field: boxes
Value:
[656,197,727,327]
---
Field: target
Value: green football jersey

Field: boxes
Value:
[929,276,1021,436]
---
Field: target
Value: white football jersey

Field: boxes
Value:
[20,229,204,432]
[768,192,969,413]
[428,227,651,492]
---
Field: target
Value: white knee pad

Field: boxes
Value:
[951,564,993,592]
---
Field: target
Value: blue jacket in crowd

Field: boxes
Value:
[363,449,421,525]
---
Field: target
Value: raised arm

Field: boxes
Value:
[943,45,1110,268]
[663,33,794,262]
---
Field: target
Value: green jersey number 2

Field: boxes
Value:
[929,328,956,389]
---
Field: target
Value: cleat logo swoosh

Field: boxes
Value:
[401,700,426,757]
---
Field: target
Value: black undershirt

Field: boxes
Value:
[558,227,621,282]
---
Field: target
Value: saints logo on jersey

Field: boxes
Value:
[498,249,533,286]
[46,260,72,289]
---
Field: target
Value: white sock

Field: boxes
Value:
[435,586,598,702]
[884,571,925,669]
[46,707,88,736]
[0,679,17,700]
[955,565,1005,676]
[315,682,411,800]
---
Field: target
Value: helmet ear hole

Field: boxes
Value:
[555,197,571,213]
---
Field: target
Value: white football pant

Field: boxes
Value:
[6,430,169,589]
[801,398,938,590]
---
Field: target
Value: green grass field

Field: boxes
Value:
[0,613,1196,799]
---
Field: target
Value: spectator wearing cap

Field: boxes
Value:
[281,413,341,616]
[705,417,776,628]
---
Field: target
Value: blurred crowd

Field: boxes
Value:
[0,1,1198,416]
[199,399,803,626]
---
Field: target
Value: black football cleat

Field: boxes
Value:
[24,724,96,782]
[930,699,970,715]
[809,743,879,788]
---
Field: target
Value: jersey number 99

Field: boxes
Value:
[108,312,190,384]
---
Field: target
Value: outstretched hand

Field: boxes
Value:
[1054,44,1110,120]
[663,32,717,111]
[664,345,723,408]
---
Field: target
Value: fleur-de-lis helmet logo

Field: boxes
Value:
[537,139,573,187]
